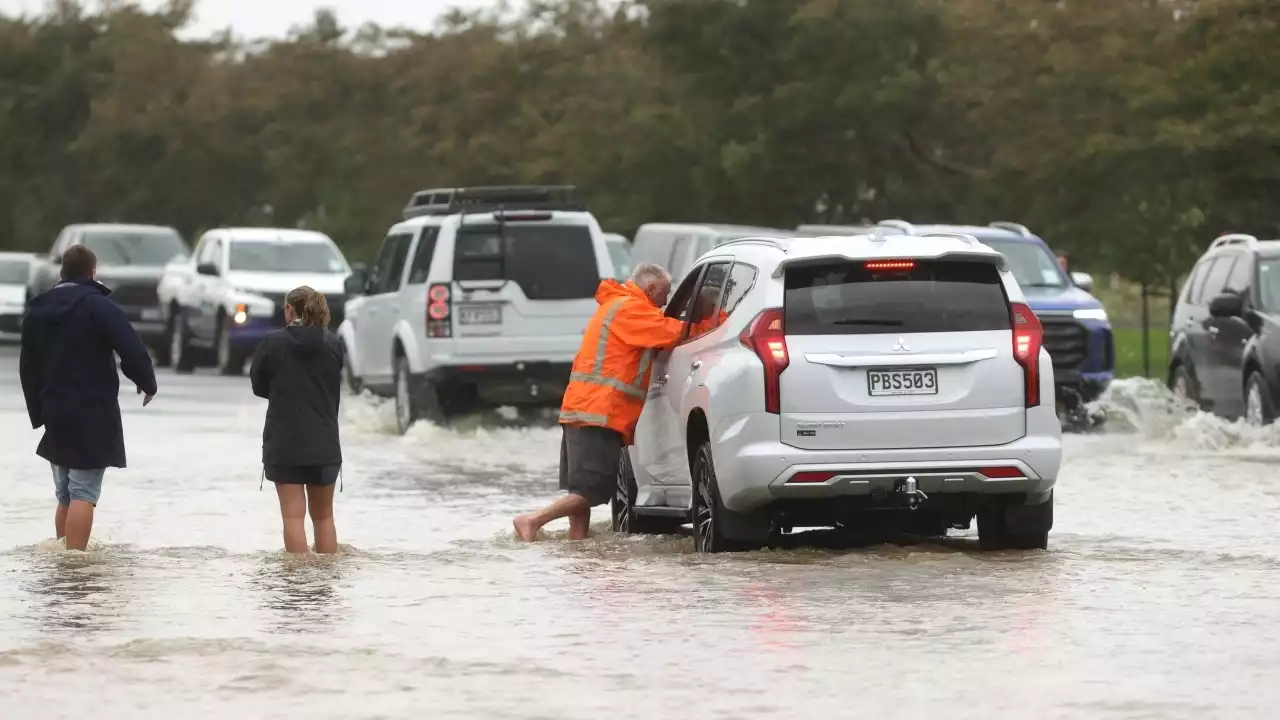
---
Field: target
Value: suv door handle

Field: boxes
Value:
[690,360,703,370]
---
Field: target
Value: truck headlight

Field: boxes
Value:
[1073,308,1108,322]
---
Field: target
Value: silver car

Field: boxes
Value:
[617,230,1062,552]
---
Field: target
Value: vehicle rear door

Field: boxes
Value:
[448,217,600,359]
[777,256,1026,450]
[634,265,704,484]
[360,232,414,379]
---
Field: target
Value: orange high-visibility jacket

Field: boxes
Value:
[560,279,686,444]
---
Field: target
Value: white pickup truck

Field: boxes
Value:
[157,227,354,375]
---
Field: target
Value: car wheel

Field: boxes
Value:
[171,311,195,374]
[691,442,756,553]
[153,314,174,368]
[1245,371,1274,426]
[612,450,682,535]
[215,316,245,376]
[977,493,1052,551]
[343,352,363,395]
[1170,363,1200,408]
[394,356,417,435]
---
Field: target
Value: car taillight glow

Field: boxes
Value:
[789,471,835,484]
[1010,302,1043,407]
[427,283,451,336]
[739,307,788,414]
[865,259,915,271]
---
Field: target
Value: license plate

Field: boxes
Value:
[458,304,502,325]
[140,308,162,321]
[867,368,938,396]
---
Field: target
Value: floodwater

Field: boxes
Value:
[1,348,1279,720]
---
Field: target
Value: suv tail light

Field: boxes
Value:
[740,308,788,414]
[426,283,451,337]
[1010,302,1043,407]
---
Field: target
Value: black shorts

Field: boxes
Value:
[266,464,341,486]
[558,424,623,507]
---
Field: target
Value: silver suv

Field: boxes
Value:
[615,231,1062,552]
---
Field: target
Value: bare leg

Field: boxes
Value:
[567,507,591,540]
[306,483,338,554]
[275,484,309,554]
[513,493,591,542]
[55,504,69,540]
[64,501,95,551]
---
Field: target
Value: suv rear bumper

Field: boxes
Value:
[711,412,1061,514]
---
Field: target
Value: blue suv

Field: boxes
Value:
[796,220,1115,426]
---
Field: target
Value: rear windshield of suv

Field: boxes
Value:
[454,223,598,300]
[784,259,1010,335]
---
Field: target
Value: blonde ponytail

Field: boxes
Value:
[286,286,331,329]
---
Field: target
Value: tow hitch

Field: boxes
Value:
[896,476,929,510]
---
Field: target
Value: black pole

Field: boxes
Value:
[1141,283,1151,378]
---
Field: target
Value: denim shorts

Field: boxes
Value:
[51,465,106,506]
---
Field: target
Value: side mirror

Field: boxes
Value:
[344,269,368,296]
[1070,271,1094,292]
[1209,291,1243,319]
[196,262,220,277]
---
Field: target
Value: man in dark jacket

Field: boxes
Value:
[19,245,158,550]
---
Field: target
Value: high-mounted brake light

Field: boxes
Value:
[739,308,788,414]
[1010,302,1043,407]
[426,283,452,337]
[865,259,915,271]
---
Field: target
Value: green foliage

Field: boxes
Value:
[0,0,1275,275]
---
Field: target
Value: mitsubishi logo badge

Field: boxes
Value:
[893,337,910,352]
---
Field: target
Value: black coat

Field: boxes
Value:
[250,325,344,467]
[20,279,158,470]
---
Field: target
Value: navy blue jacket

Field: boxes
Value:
[250,325,344,467]
[19,278,158,470]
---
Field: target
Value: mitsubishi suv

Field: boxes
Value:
[1168,232,1280,424]
[615,230,1062,552]
[339,185,616,434]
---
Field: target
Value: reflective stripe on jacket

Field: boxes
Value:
[560,279,686,444]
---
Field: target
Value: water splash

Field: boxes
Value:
[1090,377,1280,451]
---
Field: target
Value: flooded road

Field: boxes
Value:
[2,348,1279,719]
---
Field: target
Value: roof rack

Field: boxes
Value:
[402,185,585,220]
[1209,233,1258,250]
[876,219,916,235]
[989,221,1032,237]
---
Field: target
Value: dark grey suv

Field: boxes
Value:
[1168,232,1280,424]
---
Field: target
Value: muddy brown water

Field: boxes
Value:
[1,349,1278,719]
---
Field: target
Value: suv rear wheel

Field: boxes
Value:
[977,493,1052,551]
[612,451,682,535]
[691,442,761,553]
[394,356,417,435]
[1245,371,1274,426]
[1170,363,1200,408]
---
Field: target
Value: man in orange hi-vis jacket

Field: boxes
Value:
[514,263,686,542]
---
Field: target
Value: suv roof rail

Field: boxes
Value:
[876,219,916,235]
[403,185,585,219]
[989,221,1032,237]
[716,236,789,251]
[921,231,977,245]
[1209,233,1258,250]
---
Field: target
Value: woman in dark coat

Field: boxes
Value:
[250,286,345,554]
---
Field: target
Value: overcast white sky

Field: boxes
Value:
[0,0,494,38]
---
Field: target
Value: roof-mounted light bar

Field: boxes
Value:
[1209,233,1258,250]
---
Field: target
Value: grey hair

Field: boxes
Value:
[630,262,671,287]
